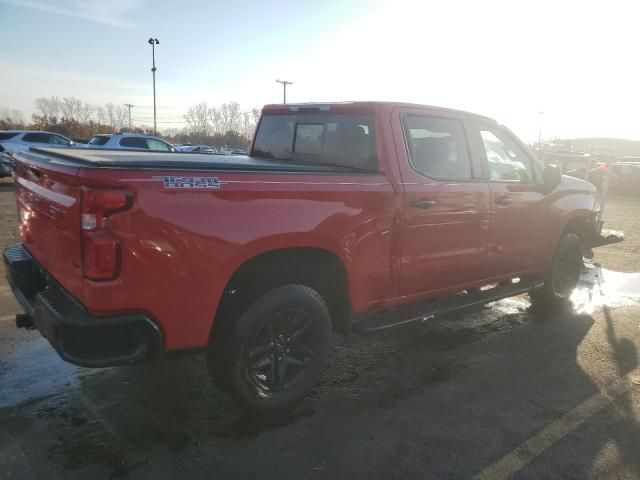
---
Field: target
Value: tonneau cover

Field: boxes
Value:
[18,147,359,173]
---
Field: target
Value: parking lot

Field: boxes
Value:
[1,178,639,480]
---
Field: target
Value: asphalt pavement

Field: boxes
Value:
[1,184,639,479]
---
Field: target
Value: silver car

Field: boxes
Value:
[0,130,78,177]
[87,133,178,152]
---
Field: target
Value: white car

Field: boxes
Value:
[0,131,78,176]
[0,130,77,154]
[87,133,179,152]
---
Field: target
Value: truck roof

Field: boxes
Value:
[262,101,498,123]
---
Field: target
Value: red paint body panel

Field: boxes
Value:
[13,102,597,352]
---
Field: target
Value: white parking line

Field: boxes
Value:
[474,367,640,480]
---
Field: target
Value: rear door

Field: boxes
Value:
[392,109,491,299]
[468,121,546,278]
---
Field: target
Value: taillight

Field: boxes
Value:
[81,187,132,280]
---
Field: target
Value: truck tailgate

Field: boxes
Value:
[14,154,83,295]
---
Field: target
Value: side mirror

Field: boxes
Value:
[543,163,562,193]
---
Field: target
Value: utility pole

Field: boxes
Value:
[276,79,293,104]
[148,37,160,135]
[124,104,134,130]
[538,111,544,158]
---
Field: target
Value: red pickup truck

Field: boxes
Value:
[5,102,606,412]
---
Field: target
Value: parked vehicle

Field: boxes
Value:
[589,159,640,195]
[0,152,13,177]
[87,133,179,152]
[0,131,78,176]
[5,101,617,413]
[0,130,77,154]
[180,145,217,154]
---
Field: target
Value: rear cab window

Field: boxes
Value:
[252,114,377,171]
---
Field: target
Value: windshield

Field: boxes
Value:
[252,114,377,171]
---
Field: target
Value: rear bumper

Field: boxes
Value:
[4,243,163,367]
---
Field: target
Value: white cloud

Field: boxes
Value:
[0,0,146,28]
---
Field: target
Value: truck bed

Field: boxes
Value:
[19,147,361,173]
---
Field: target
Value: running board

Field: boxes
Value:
[352,279,544,334]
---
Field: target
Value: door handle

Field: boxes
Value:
[410,199,436,209]
[495,195,512,206]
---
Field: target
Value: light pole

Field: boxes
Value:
[538,111,544,157]
[148,37,160,135]
[124,103,134,131]
[276,79,292,104]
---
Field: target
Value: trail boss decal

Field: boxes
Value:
[153,176,227,189]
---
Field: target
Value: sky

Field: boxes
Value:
[0,0,638,141]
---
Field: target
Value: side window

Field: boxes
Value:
[49,134,71,145]
[22,132,50,143]
[119,137,149,149]
[403,116,472,180]
[0,133,20,141]
[146,138,170,151]
[477,127,533,183]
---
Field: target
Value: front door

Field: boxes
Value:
[393,110,491,300]
[469,122,546,278]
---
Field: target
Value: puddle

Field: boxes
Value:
[571,262,640,314]
[0,336,94,408]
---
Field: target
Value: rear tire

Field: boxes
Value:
[530,233,582,309]
[207,284,332,413]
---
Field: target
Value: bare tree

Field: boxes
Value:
[184,102,210,136]
[60,97,82,120]
[0,107,25,128]
[207,106,223,133]
[77,101,95,124]
[34,97,61,119]
[95,106,106,125]
[220,102,241,133]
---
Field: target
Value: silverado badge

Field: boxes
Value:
[153,176,227,189]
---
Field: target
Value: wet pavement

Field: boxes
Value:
[1,261,640,479]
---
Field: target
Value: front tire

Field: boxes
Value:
[530,233,582,308]
[208,284,332,413]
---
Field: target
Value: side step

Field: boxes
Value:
[352,279,544,334]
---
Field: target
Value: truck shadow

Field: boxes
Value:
[35,302,582,476]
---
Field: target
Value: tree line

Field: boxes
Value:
[0,97,260,148]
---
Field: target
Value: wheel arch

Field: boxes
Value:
[211,246,352,341]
